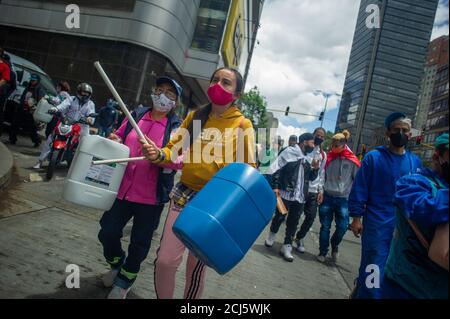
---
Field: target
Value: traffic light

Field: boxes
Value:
[285,106,290,116]
[318,111,324,121]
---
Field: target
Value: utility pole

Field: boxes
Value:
[320,95,329,128]
[314,90,340,128]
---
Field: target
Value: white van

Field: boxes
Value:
[2,51,57,127]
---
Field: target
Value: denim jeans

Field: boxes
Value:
[98,125,113,138]
[318,193,350,256]
[98,199,163,289]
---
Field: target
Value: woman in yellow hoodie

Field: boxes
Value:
[141,67,255,299]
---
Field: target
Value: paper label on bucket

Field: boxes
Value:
[85,157,116,187]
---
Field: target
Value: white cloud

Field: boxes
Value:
[432,0,449,39]
[276,123,307,146]
[246,0,360,141]
[247,0,449,142]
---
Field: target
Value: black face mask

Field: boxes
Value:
[77,94,91,104]
[314,137,324,146]
[390,132,409,148]
[304,145,315,154]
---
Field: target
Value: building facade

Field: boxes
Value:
[421,63,449,161]
[336,0,439,152]
[0,0,263,114]
[414,35,449,133]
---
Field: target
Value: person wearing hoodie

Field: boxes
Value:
[264,133,320,262]
[98,76,183,299]
[317,130,360,263]
[348,112,422,299]
[141,67,255,299]
[9,73,45,146]
[382,133,448,299]
[97,98,118,137]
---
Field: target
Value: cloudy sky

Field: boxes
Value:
[246,0,450,143]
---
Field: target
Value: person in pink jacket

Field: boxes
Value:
[98,76,183,299]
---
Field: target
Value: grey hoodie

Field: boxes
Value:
[323,157,359,198]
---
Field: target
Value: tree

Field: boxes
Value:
[239,86,268,129]
[321,130,335,152]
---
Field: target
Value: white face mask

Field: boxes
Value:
[151,93,176,113]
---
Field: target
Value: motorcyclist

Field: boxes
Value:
[33,83,95,169]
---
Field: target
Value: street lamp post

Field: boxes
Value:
[313,90,341,128]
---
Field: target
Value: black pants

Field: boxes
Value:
[98,199,164,289]
[9,107,40,144]
[270,198,304,245]
[295,192,319,241]
[45,116,58,138]
[0,93,9,136]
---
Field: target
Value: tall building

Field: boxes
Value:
[421,63,449,161]
[0,0,263,114]
[415,35,449,133]
[336,0,439,152]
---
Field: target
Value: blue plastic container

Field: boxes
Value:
[172,163,276,274]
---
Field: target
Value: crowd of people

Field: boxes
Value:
[261,113,448,299]
[1,45,447,299]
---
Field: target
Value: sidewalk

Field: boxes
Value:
[0,136,360,299]
[0,140,13,190]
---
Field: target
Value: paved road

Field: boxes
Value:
[0,135,361,299]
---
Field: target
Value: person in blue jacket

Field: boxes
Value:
[383,133,448,299]
[348,112,422,299]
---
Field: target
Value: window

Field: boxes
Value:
[191,0,231,53]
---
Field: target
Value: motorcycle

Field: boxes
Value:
[45,111,97,180]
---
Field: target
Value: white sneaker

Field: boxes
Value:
[316,255,327,263]
[295,239,306,253]
[280,244,294,262]
[33,161,42,169]
[102,269,119,288]
[264,232,277,247]
[107,285,130,299]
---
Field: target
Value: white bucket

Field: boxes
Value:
[62,135,130,211]
[33,98,53,123]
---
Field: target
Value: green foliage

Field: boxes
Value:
[239,86,268,129]
[322,130,335,152]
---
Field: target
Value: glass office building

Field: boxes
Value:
[336,0,439,152]
[0,0,263,114]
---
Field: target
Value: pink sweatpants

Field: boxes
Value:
[154,202,207,299]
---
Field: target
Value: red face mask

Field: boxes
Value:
[332,145,344,153]
[207,83,235,106]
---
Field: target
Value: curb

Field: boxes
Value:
[0,141,14,190]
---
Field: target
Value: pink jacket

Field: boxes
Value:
[115,112,182,205]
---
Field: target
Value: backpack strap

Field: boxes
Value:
[406,175,445,251]
[407,219,430,250]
